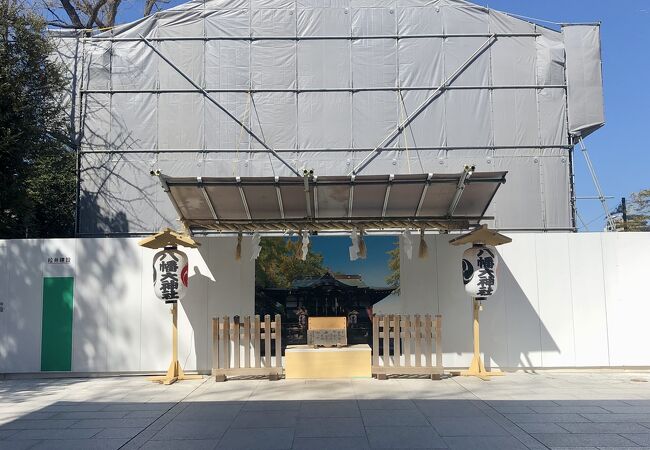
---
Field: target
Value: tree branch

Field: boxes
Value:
[143,0,157,16]
[106,0,122,28]
[85,0,108,29]
[58,0,84,28]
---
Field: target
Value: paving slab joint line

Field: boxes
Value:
[117,377,209,449]
[354,398,379,450]
[450,377,551,449]
[201,379,273,449]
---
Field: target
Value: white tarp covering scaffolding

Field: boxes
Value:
[52,0,605,234]
[563,24,606,139]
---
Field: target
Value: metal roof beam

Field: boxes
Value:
[348,175,355,220]
[415,173,433,217]
[313,176,319,219]
[154,171,192,234]
[382,175,394,218]
[275,176,285,220]
[197,177,219,223]
[447,165,474,217]
[236,177,252,220]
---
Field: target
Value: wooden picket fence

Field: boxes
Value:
[212,315,282,381]
[372,314,443,379]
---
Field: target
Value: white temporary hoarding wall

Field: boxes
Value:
[0,232,647,373]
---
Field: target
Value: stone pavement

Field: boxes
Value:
[1,372,650,449]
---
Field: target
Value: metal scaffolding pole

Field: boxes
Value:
[80,84,567,94]
[82,32,540,42]
[578,136,615,231]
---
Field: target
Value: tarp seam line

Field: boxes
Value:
[138,34,300,177]
[351,35,498,176]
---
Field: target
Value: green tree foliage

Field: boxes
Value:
[612,189,650,232]
[255,237,327,288]
[0,0,75,238]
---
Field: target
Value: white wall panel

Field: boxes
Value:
[535,234,576,367]
[140,247,173,371]
[498,236,543,368]
[177,246,211,372]
[2,240,44,372]
[568,234,609,366]
[603,233,650,366]
[0,242,5,368]
[103,240,143,372]
[3,233,650,372]
[74,239,109,372]
[435,236,475,369]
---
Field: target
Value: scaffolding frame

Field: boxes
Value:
[65,1,585,235]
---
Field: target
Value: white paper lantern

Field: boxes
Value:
[462,245,498,299]
[153,248,189,303]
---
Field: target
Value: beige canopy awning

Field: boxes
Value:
[156,168,507,233]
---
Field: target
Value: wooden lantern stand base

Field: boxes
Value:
[149,302,203,385]
[459,298,504,381]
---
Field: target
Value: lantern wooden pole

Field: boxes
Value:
[148,303,203,385]
[460,298,504,381]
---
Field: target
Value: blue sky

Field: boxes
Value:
[469,1,650,230]
[309,236,397,287]
[50,0,650,231]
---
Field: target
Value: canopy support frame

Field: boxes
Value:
[448,165,474,217]
[155,172,191,234]
[275,176,285,220]
[415,173,433,217]
[348,176,355,221]
[198,177,220,224]
[382,175,394,218]
[236,177,252,220]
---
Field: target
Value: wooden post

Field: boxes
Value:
[372,315,379,368]
[460,298,504,381]
[212,317,219,370]
[403,315,411,367]
[274,314,282,368]
[149,303,202,385]
[223,316,230,369]
[435,314,442,371]
[394,315,401,368]
[233,316,240,369]
[264,315,271,368]
[244,316,251,368]
[414,315,421,367]
[271,314,282,381]
[254,315,261,368]
[383,315,390,367]
[424,315,432,368]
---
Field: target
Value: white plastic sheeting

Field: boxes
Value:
[53,0,605,233]
[563,24,606,138]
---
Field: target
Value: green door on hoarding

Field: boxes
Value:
[41,277,74,371]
